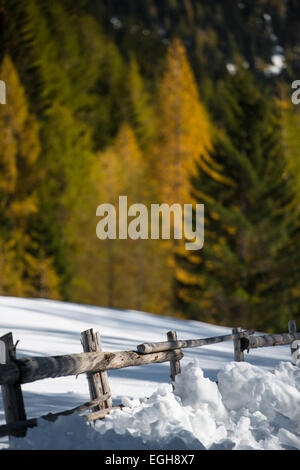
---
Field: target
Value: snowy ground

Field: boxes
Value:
[0,296,298,450]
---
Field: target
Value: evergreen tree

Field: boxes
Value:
[176,70,300,331]
[277,90,300,198]
[2,0,300,319]
[127,55,157,150]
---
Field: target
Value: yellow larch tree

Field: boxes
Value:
[156,37,212,206]
[0,55,60,298]
[73,123,172,314]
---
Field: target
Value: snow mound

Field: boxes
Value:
[10,360,300,450]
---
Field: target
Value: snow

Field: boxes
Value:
[0,296,297,450]
[8,360,300,450]
[110,17,122,30]
[226,63,237,74]
[265,54,286,75]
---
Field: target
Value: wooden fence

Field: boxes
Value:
[0,321,299,440]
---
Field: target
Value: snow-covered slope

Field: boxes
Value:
[0,296,297,450]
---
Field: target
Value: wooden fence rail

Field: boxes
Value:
[0,399,121,439]
[0,320,299,440]
[137,330,300,355]
[240,332,300,351]
[0,348,183,386]
[137,329,254,354]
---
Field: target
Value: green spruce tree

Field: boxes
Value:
[176,70,300,332]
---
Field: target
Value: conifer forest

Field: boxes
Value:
[1,0,300,332]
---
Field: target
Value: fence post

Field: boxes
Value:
[288,320,299,364]
[0,333,27,438]
[232,327,244,362]
[167,330,181,386]
[81,329,112,411]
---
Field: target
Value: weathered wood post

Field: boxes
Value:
[0,333,27,438]
[232,327,244,362]
[167,330,181,387]
[288,320,299,365]
[81,329,112,411]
